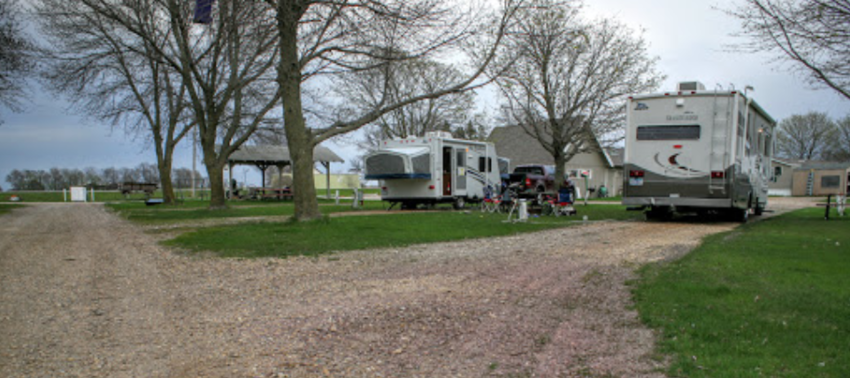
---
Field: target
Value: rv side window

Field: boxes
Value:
[479,157,486,172]
[636,125,700,140]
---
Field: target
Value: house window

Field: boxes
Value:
[774,166,782,177]
[568,169,592,179]
[821,175,840,188]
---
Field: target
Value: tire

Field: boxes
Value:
[401,201,416,210]
[453,197,466,210]
[645,207,670,221]
[731,208,749,223]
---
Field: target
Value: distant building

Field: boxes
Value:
[770,159,850,196]
[489,125,623,197]
[791,162,850,196]
[769,158,801,196]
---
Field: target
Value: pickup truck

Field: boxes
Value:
[506,164,559,201]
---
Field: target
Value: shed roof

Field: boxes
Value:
[794,161,850,171]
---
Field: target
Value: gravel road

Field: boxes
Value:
[0,199,813,377]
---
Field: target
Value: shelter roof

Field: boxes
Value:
[227,145,344,165]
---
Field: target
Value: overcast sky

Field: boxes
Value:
[1,0,848,190]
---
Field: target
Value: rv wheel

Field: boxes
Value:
[453,197,466,210]
[732,208,749,223]
[646,207,671,221]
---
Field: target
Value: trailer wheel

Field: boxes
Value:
[453,197,466,210]
[401,201,416,210]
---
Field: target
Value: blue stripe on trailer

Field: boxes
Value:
[365,173,432,180]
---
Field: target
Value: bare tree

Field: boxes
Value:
[38,0,198,204]
[0,0,36,120]
[336,57,478,139]
[493,0,662,190]
[775,111,837,160]
[265,0,522,221]
[37,0,282,209]
[826,115,850,161]
[727,0,850,100]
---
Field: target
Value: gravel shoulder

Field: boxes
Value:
[0,198,812,377]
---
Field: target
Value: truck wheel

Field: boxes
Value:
[453,197,466,210]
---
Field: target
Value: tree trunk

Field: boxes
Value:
[554,151,567,192]
[206,160,227,210]
[277,4,321,221]
[158,157,176,205]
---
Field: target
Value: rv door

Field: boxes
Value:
[443,146,453,196]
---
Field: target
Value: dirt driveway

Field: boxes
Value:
[0,199,812,377]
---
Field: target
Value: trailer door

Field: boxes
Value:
[443,146,453,196]
[456,148,467,195]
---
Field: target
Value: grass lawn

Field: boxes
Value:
[106,199,390,224]
[633,208,850,377]
[162,203,641,258]
[0,204,24,216]
[0,190,211,202]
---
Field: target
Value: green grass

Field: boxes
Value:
[162,204,641,258]
[0,190,214,202]
[0,204,24,216]
[106,199,390,224]
[633,208,850,377]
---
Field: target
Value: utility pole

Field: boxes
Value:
[191,126,197,198]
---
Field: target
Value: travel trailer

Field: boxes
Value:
[364,131,508,209]
[622,82,777,221]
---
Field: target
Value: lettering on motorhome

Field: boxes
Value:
[666,115,698,121]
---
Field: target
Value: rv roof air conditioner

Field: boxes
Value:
[425,131,453,139]
[677,81,706,91]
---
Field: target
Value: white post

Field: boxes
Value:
[518,199,528,222]
[335,190,340,205]
[91,187,95,202]
[63,189,67,202]
[351,188,361,209]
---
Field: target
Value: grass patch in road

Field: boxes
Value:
[107,200,390,224]
[0,204,24,216]
[163,204,642,258]
[633,208,850,377]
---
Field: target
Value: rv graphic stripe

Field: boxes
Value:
[467,168,486,184]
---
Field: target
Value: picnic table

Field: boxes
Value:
[248,187,293,201]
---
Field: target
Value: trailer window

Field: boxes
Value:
[636,125,700,140]
[478,157,493,173]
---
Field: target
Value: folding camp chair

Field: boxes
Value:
[554,187,577,216]
[481,185,505,213]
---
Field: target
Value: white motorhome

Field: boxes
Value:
[364,131,507,209]
[622,82,777,221]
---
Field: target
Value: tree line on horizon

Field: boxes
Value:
[3,164,206,192]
